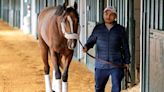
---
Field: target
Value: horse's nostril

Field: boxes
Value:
[67,39,77,50]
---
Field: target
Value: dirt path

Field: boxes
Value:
[0,20,95,92]
[0,20,139,92]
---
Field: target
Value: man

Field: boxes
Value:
[83,7,130,92]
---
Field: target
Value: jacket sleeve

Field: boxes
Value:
[84,26,97,50]
[121,28,131,64]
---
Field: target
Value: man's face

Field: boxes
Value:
[103,10,117,24]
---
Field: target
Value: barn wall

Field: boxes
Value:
[141,0,164,92]
[47,0,56,6]
[85,0,97,72]
[110,0,136,85]
[149,29,164,92]
[0,0,21,28]
[134,0,140,83]
[56,0,65,6]
[0,1,1,18]
[1,0,9,22]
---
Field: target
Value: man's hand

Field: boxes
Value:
[124,64,129,70]
[83,46,88,53]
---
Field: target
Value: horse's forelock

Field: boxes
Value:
[65,7,79,19]
[61,6,79,35]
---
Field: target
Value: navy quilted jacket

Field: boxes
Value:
[85,23,131,69]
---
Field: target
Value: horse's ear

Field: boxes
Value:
[74,2,78,10]
[63,2,68,10]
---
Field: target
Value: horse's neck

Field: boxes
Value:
[49,16,66,43]
[55,16,65,37]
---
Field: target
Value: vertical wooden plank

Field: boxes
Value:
[109,0,112,6]
[149,33,156,92]
[122,0,125,26]
[31,0,38,39]
[154,0,159,29]
[159,0,164,30]
[57,0,64,5]
[146,0,150,30]
[120,0,123,25]
[39,0,45,11]
[150,0,155,29]
[149,30,164,92]
[140,0,144,91]
[9,0,13,26]
[114,0,116,7]
[117,0,120,23]
[125,0,128,28]
[128,0,136,86]
[1,0,4,20]
[47,0,56,6]
[35,0,40,14]
[111,0,113,6]
[15,0,21,27]
[87,21,96,72]
[86,0,97,71]
[20,0,24,29]
[2,0,9,22]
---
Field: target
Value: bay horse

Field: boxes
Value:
[37,2,79,92]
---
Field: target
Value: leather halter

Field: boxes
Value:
[60,10,79,40]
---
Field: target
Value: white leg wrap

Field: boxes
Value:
[55,79,62,92]
[62,82,68,92]
[44,75,52,92]
[52,70,56,91]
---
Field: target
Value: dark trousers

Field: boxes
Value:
[95,68,124,92]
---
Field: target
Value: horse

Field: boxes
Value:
[37,2,79,92]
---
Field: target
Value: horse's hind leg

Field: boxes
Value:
[39,37,51,92]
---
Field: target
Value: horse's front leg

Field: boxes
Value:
[62,52,73,92]
[39,37,51,92]
[50,50,62,92]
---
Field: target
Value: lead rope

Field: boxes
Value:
[78,40,124,68]
[78,40,132,91]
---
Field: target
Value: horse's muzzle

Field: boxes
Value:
[67,39,77,50]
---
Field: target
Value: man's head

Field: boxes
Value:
[103,7,117,24]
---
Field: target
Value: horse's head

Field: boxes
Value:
[60,2,79,50]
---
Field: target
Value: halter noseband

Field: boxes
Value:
[60,12,79,40]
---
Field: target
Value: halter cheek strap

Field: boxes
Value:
[61,16,79,40]
[67,16,74,33]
